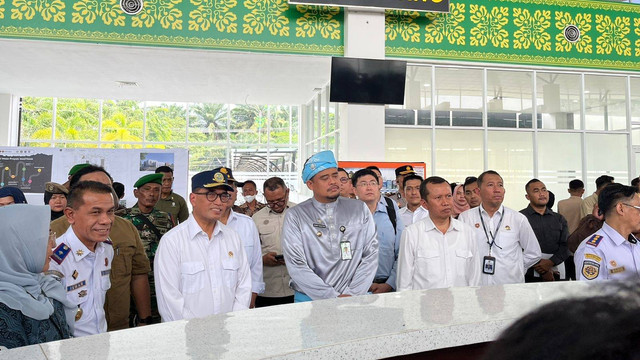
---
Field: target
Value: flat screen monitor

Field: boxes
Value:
[329,57,406,105]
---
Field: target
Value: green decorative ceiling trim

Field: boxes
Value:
[385,0,640,72]
[0,1,343,56]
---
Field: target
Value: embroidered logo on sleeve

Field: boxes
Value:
[586,235,603,247]
[581,260,600,280]
[585,253,602,262]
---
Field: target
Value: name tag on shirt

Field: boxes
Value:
[340,241,352,260]
[483,256,496,275]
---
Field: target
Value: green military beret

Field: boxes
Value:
[68,163,91,176]
[134,173,164,188]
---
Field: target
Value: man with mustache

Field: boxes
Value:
[282,151,378,301]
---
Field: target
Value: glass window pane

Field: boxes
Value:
[404,65,432,111]
[537,132,582,209]
[145,102,187,143]
[189,103,228,143]
[487,131,533,210]
[385,128,432,171]
[56,98,100,141]
[270,106,297,145]
[230,105,269,144]
[630,78,640,123]
[585,133,628,194]
[632,127,640,146]
[435,67,483,127]
[536,72,581,130]
[487,70,533,128]
[584,75,627,131]
[101,100,143,145]
[189,145,227,173]
[20,97,53,142]
[434,129,483,184]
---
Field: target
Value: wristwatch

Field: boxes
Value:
[138,316,153,325]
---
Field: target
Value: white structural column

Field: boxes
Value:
[0,94,20,146]
[338,9,386,161]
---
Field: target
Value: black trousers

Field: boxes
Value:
[255,295,295,308]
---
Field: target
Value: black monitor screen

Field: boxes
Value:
[330,57,406,105]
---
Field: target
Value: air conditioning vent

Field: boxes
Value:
[120,0,143,15]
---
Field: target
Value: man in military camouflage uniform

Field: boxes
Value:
[117,173,174,324]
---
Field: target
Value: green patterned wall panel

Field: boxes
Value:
[0,0,343,55]
[385,0,640,71]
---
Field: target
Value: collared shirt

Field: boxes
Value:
[397,216,481,291]
[156,191,189,224]
[235,201,267,217]
[458,204,541,285]
[574,222,640,281]
[154,216,251,321]
[282,197,379,300]
[520,205,569,266]
[398,206,429,226]
[252,202,296,298]
[557,196,583,234]
[580,193,598,219]
[225,211,265,294]
[48,227,113,337]
[50,216,150,331]
[372,196,404,289]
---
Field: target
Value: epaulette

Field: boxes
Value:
[104,238,113,245]
[586,234,603,247]
[51,243,71,265]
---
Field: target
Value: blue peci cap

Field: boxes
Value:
[191,169,234,192]
[302,150,338,183]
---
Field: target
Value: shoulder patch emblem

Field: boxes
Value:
[586,234,603,247]
[51,243,71,265]
[585,253,602,262]
[581,260,600,280]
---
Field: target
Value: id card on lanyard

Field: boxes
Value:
[479,207,503,275]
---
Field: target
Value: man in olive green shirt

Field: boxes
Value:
[155,166,189,224]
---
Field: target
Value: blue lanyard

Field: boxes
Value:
[479,207,504,256]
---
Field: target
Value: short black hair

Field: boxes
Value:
[569,179,584,190]
[241,180,257,190]
[525,178,543,192]
[420,176,449,201]
[477,170,502,187]
[155,166,174,174]
[598,183,639,218]
[112,182,125,199]
[68,181,115,209]
[595,175,615,189]
[463,176,478,192]
[351,169,379,187]
[632,178,640,187]
[547,191,555,209]
[365,165,381,173]
[69,165,113,189]
[263,177,286,192]
[337,167,348,175]
[403,174,423,190]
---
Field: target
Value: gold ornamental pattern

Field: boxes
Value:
[189,0,238,32]
[385,10,420,42]
[243,0,289,36]
[295,5,340,39]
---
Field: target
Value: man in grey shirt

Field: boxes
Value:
[282,150,378,301]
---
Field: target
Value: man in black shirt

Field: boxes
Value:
[520,179,569,282]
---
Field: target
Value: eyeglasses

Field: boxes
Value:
[339,177,350,184]
[622,203,640,211]
[356,181,378,188]
[267,198,287,207]
[193,191,232,203]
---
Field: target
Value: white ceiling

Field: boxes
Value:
[0,38,331,105]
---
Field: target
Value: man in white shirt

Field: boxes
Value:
[397,177,481,291]
[398,174,428,226]
[154,169,251,321]
[216,166,265,309]
[49,181,115,337]
[458,170,541,285]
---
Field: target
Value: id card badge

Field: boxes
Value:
[340,241,352,260]
[483,256,496,275]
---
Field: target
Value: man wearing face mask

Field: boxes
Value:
[235,180,266,217]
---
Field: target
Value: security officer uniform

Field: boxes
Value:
[395,165,417,209]
[48,227,114,337]
[574,222,640,281]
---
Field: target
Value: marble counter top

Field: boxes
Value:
[1,281,593,359]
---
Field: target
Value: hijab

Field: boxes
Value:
[0,205,75,328]
[0,186,28,204]
[452,184,470,216]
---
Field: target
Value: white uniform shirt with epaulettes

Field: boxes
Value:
[48,226,113,337]
[574,222,640,281]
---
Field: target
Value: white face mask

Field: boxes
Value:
[244,195,256,203]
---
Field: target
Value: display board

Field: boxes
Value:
[0,147,189,208]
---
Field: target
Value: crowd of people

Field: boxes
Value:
[1,150,639,351]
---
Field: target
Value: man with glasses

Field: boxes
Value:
[155,166,189,224]
[338,167,356,199]
[282,151,378,301]
[216,167,265,309]
[574,183,640,281]
[252,177,296,307]
[154,169,251,321]
[352,168,404,293]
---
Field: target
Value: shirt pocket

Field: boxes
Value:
[454,249,473,277]
[221,258,240,288]
[417,248,440,263]
[180,261,206,294]
[101,268,112,291]
[112,245,134,277]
